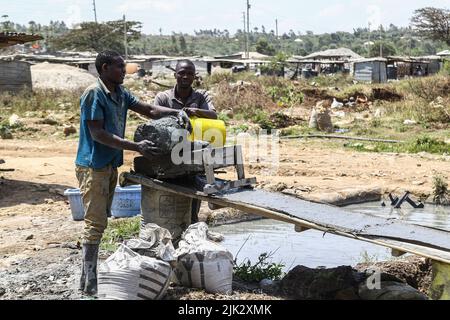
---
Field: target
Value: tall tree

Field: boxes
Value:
[256,38,276,56]
[411,7,450,45]
[52,20,142,53]
[179,35,187,53]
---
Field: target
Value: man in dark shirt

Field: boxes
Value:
[154,59,218,224]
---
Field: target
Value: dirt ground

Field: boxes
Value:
[1,137,449,300]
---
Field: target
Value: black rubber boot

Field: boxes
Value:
[80,244,99,295]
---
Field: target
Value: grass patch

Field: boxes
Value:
[100,217,141,252]
[344,136,449,155]
[0,89,81,116]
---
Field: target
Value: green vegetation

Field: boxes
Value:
[234,252,285,283]
[344,136,449,155]
[100,217,141,252]
[433,175,449,205]
[0,89,80,115]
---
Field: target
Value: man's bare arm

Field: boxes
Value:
[183,108,218,119]
[87,120,160,157]
[130,101,192,132]
[129,101,180,119]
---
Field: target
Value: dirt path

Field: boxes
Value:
[0,138,448,299]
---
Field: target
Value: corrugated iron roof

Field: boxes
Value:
[298,48,363,61]
[0,32,43,48]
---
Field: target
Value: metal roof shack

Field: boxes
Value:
[0,32,43,48]
[295,48,363,62]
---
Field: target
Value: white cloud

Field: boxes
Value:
[318,4,346,18]
[366,4,381,28]
[117,0,178,14]
[65,0,82,27]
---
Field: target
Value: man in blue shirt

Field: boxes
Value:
[76,50,190,295]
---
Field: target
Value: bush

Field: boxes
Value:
[234,252,285,283]
[266,85,303,108]
[441,60,450,76]
[404,76,450,102]
[433,174,449,205]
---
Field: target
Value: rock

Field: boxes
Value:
[44,198,55,204]
[63,125,77,136]
[0,128,13,139]
[41,117,59,126]
[0,287,5,296]
[359,281,428,300]
[134,116,187,154]
[25,234,34,241]
[8,114,22,127]
[280,265,360,300]
[403,120,417,126]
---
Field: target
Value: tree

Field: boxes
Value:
[28,21,37,34]
[369,41,397,57]
[179,35,187,53]
[52,20,142,53]
[256,38,276,56]
[411,7,450,45]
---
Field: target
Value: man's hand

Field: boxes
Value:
[136,140,162,158]
[183,107,198,117]
[177,110,193,133]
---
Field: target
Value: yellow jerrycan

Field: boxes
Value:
[188,117,227,147]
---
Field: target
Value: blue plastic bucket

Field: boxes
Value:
[64,186,142,221]
[111,185,142,218]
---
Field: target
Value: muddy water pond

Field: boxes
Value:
[211,203,450,271]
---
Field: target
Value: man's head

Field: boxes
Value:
[95,51,126,85]
[175,60,196,89]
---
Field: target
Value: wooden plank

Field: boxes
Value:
[391,249,407,258]
[121,173,450,264]
[295,225,310,233]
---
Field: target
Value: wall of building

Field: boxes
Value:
[0,60,32,93]
[354,61,387,83]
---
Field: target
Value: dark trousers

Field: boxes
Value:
[191,199,201,224]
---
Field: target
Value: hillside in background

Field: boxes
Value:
[1,19,448,57]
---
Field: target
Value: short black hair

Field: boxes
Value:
[175,59,196,72]
[95,50,122,74]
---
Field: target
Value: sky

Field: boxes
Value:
[1,0,449,35]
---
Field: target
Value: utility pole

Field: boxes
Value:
[379,24,383,57]
[242,12,247,55]
[275,18,278,38]
[92,0,98,23]
[409,26,412,57]
[368,22,371,57]
[246,0,250,59]
[123,15,128,61]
